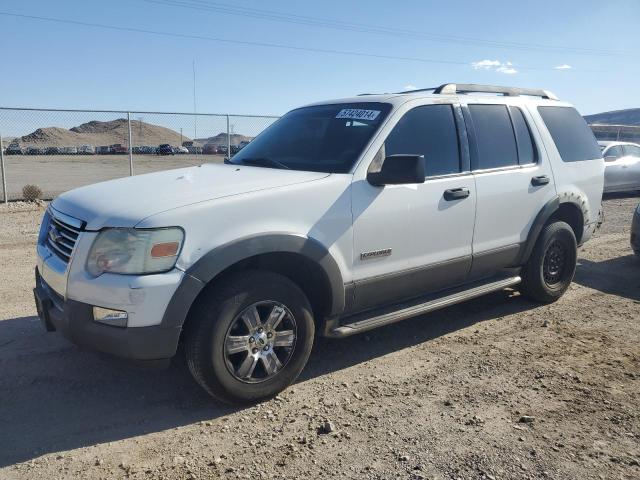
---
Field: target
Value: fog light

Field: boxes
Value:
[93,307,128,327]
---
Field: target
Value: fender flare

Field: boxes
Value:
[161,233,345,328]
[516,194,586,265]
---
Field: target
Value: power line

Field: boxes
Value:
[143,0,629,57]
[0,11,521,69]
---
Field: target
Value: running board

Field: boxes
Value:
[330,276,521,338]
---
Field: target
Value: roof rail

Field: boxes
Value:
[433,83,558,100]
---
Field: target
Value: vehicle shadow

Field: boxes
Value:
[0,289,538,468]
[574,254,640,302]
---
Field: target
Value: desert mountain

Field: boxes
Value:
[195,132,253,146]
[584,108,640,126]
[19,119,191,147]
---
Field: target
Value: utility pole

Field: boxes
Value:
[193,60,198,156]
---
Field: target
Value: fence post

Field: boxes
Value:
[226,115,231,160]
[127,112,134,176]
[0,131,7,203]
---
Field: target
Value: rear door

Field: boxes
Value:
[464,102,556,278]
[622,144,640,189]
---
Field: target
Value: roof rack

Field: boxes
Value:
[432,83,558,100]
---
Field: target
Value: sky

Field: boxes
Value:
[0,0,638,123]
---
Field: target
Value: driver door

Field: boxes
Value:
[350,103,476,312]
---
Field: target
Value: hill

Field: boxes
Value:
[194,132,253,146]
[584,108,640,126]
[18,119,191,147]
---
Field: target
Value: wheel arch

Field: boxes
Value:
[517,195,585,265]
[161,234,345,331]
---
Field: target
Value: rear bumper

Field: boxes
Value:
[632,207,640,255]
[35,268,181,361]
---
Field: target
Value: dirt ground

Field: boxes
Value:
[0,154,225,200]
[0,195,638,480]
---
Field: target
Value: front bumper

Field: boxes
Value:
[35,268,182,360]
[632,206,640,256]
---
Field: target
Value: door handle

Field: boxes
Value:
[443,188,470,201]
[531,175,550,186]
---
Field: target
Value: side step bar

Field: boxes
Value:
[330,276,521,338]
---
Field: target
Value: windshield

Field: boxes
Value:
[230,102,391,173]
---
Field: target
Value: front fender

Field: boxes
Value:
[161,233,345,328]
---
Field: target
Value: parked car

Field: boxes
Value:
[33,83,603,404]
[110,144,128,154]
[599,141,640,193]
[78,145,96,155]
[26,146,43,155]
[157,144,175,155]
[6,143,23,155]
[203,144,219,154]
[61,146,78,155]
[96,146,111,155]
[175,146,189,154]
[632,203,640,257]
[216,145,228,154]
[186,146,203,154]
[45,146,61,155]
[132,146,143,154]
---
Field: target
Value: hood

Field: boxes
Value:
[52,163,329,230]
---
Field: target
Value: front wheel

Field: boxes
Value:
[184,270,315,404]
[520,221,577,303]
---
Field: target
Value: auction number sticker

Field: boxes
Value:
[335,109,381,121]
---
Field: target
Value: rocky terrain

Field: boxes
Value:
[0,196,638,480]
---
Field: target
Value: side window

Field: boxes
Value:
[384,104,460,176]
[623,144,640,157]
[468,104,518,169]
[537,106,602,162]
[509,106,537,164]
[604,145,624,160]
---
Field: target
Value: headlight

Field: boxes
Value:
[87,227,184,277]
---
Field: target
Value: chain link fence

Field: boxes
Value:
[0,107,279,201]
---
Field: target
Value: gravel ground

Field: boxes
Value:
[0,196,638,480]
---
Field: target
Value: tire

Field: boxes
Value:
[520,221,577,303]
[184,270,315,404]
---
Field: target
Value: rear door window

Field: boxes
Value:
[509,106,536,165]
[384,104,461,176]
[468,104,519,169]
[537,106,602,162]
[605,145,624,160]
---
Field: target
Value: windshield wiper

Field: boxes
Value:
[237,157,291,170]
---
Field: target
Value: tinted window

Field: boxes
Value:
[231,102,391,173]
[605,145,624,160]
[537,106,602,162]
[624,144,640,157]
[384,105,460,176]
[469,104,519,169]
[509,106,536,164]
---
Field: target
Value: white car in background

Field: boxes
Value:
[599,141,640,193]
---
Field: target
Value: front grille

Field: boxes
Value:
[46,213,82,263]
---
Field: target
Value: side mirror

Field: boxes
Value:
[367,154,426,186]
[604,156,617,163]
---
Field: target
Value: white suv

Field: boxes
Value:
[34,84,604,403]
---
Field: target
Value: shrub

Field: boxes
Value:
[22,184,43,202]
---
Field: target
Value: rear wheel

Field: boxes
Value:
[520,221,577,303]
[184,270,315,404]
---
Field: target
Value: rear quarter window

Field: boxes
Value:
[537,106,602,162]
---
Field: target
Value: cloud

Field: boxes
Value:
[471,59,502,70]
[496,65,518,75]
[404,84,417,90]
[471,59,518,74]
[554,64,572,70]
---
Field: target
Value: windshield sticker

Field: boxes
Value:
[336,109,381,121]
